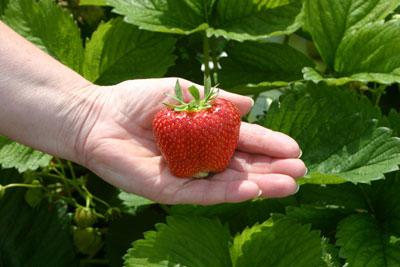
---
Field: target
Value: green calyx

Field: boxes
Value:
[164,78,218,112]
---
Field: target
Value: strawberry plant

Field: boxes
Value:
[1,0,400,266]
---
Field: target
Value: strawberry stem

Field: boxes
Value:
[163,33,218,112]
[203,33,211,96]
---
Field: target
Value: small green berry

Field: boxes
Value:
[74,206,97,228]
[73,226,102,256]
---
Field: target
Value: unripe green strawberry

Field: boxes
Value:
[153,81,241,178]
[72,226,102,256]
[74,206,97,228]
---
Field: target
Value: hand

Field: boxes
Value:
[73,78,306,205]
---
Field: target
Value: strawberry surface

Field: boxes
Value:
[153,98,241,178]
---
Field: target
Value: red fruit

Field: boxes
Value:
[153,85,241,178]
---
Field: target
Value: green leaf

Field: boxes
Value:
[387,110,400,136]
[230,221,266,265]
[298,176,400,239]
[297,184,368,211]
[0,178,77,266]
[123,216,232,267]
[3,0,84,72]
[118,190,154,215]
[170,197,296,234]
[336,214,400,266]
[79,0,107,6]
[24,186,43,207]
[0,0,9,16]
[304,127,400,184]
[368,175,400,235]
[303,67,400,86]
[285,205,349,234]
[105,210,165,267]
[304,0,400,69]
[335,20,400,75]
[83,18,176,84]
[174,79,184,102]
[207,1,303,41]
[188,85,200,101]
[231,216,325,267]
[227,81,289,96]
[247,90,284,123]
[321,238,342,267]
[261,83,400,184]
[105,0,302,41]
[0,136,52,172]
[105,0,212,34]
[220,42,313,89]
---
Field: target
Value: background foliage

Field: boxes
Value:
[1,0,400,266]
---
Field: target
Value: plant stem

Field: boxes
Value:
[56,158,66,177]
[4,183,42,189]
[56,159,74,197]
[49,192,78,206]
[374,85,386,106]
[85,194,92,208]
[67,160,77,180]
[39,172,76,186]
[51,163,65,178]
[203,32,211,94]
[40,171,88,202]
[82,184,111,209]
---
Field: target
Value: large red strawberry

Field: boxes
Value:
[153,80,241,178]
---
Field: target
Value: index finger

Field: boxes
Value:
[237,122,301,158]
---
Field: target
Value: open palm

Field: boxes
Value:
[77,78,306,205]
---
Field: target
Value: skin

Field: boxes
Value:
[0,21,306,205]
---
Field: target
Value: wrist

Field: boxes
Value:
[0,75,99,164]
[55,83,105,165]
[0,22,106,165]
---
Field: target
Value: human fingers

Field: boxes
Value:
[255,174,299,198]
[212,168,299,198]
[162,178,260,205]
[229,151,307,177]
[238,122,301,158]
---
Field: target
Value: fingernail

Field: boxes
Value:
[295,184,300,194]
[298,149,303,158]
[303,167,308,177]
[257,190,263,197]
[249,97,255,107]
